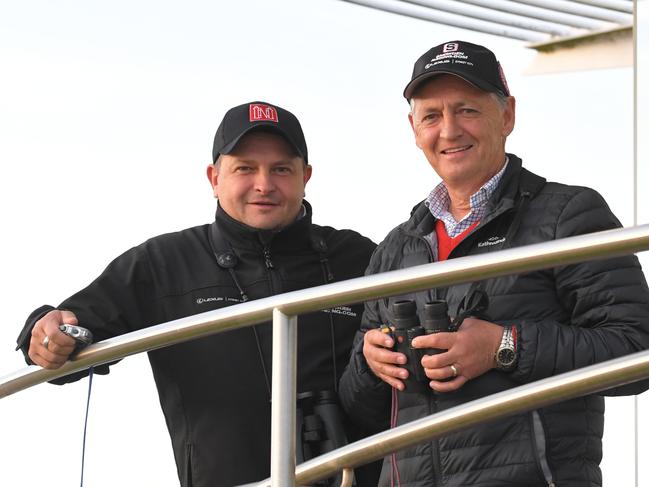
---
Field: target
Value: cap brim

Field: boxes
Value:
[403,70,500,100]
[218,123,306,160]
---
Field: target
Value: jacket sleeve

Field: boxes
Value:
[511,188,649,395]
[339,246,392,432]
[15,244,156,384]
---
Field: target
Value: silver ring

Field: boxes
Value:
[42,335,50,350]
[450,364,458,377]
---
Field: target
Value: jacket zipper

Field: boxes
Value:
[430,394,442,486]
[263,248,274,270]
[262,246,283,298]
[531,410,556,487]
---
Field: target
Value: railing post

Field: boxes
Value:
[270,308,298,487]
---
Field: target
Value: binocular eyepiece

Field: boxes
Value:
[389,299,453,392]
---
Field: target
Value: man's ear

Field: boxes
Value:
[206,164,219,198]
[303,164,313,185]
[408,111,422,150]
[502,96,516,137]
[408,111,416,134]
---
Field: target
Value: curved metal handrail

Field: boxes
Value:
[2,223,649,398]
[2,223,649,487]
[247,349,649,486]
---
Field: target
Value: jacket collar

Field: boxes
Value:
[486,153,546,219]
[402,153,545,237]
[211,200,315,252]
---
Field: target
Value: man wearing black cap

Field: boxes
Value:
[16,101,378,486]
[340,41,649,486]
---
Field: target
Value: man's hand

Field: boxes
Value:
[363,328,409,391]
[28,310,79,369]
[413,318,504,392]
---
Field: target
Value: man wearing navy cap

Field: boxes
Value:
[340,41,649,486]
[17,101,379,486]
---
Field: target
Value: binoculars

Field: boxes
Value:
[388,299,453,392]
[296,390,353,486]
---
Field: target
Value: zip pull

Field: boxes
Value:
[320,256,334,282]
[263,248,274,269]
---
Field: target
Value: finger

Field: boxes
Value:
[366,358,407,390]
[32,325,76,354]
[377,373,406,391]
[45,338,76,356]
[365,328,395,348]
[364,333,407,366]
[29,331,75,367]
[59,310,79,324]
[38,309,79,335]
[429,375,468,393]
[368,358,410,380]
[28,347,69,369]
[32,334,74,361]
[364,343,407,366]
[412,331,456,350]
[47,330,76,351]
[423,363,458,381]
[420,349,454,369]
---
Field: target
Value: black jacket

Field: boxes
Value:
[339,156,649,487]
[17,201,377,487]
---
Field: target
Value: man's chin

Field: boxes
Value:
[242,215,285,231]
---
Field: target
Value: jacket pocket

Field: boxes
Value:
[530,410,556,487]
[183,443,194,487]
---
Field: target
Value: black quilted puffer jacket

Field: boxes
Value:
[339,154,649,487]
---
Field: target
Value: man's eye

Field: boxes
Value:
[235,166,253,173]
[459,108,478,115]
[273,166,292,174]
[422,113,439,122]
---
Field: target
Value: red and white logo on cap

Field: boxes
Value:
[249,104,279,123]
[443,42,459,53]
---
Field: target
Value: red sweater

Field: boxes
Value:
[435,219,479,261]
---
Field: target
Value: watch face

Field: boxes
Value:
[497,348,516,367]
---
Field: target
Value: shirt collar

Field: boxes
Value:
[425,157,509,236]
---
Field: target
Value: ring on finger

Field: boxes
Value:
[43,335,50,350]
[450,363,459,378]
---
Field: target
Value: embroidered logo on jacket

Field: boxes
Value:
[321,306,357,317]
[196,296,243,305]
[477,236,506,248]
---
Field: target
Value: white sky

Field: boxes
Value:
[1,1,648,486]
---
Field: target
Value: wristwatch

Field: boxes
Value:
[495,326,517,371]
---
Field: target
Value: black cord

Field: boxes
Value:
[209,228,340,397]
[252,326,272,397]
[316,246,338,393]
[80,366,94,487]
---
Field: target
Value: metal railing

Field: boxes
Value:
[2,223,649,486]
[249,348,649,486]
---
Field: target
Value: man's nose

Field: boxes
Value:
[254,170,276,193]
[439,114,462,139]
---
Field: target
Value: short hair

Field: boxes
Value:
[489,91,508,109]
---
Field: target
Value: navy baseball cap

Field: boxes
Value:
[403,40,511,100]
[212,101,308,163]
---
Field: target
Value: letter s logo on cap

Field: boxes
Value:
[249,104,279,122]
[443,43,459,53]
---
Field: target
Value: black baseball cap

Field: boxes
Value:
[403,40,510,100]
[212,101,308,163]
